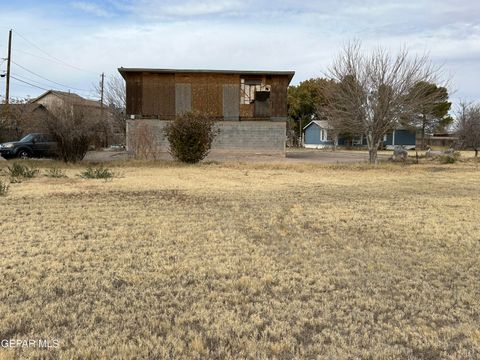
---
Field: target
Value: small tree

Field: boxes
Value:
[95,74,127,142]
[456,102,480,157]
[46,102,100,162]
[164,112,218,163]
[407,81,453,148]
[0,98,35,140]
[288,78,334,145]
[325,42,442,164]
[129,122,160,160]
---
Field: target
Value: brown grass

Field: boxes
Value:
[1,161,480,359]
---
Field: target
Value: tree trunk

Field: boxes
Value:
[421,115,426,150]
[475,149,478,158]
[366,132,380,164]
[368,147,378,164]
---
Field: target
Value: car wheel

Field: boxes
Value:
[17,149,31,159]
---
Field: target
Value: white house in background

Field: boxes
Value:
[303,120,335,148]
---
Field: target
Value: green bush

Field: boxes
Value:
[6,162,39,180]
[80,166,115,180]
[45,167,67,178]
[164,112,219,163]
[438,151,460,164]
[0,179,8,196]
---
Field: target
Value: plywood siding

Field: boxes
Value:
[141,73,175,118]
[192,74,218,116]
[240,104,254,118]
[141,74,156,116]
[126,73,143,115]
[270,75,289,118]
[124,72,289,120]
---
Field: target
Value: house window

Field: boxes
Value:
[321,129,327,141]
[240,78,270,104]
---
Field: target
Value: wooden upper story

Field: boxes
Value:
[118,68,294,121]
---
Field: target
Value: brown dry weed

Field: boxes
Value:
[0,161,479,359]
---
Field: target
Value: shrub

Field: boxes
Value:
[438,151,460,164]
[164,112,219,163]
[0,179,8,196]
[46,102,100,163]
[45,167,67,178]
[130,122,160,160]
[80,166,115,180]
[6,162,39,180]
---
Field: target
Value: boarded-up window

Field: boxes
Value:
[175,83,192,115]
[241,78,270,105]
[254,91,270,117]
[223,84,240,121]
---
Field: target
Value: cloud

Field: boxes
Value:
[72,2,111,17]
[0,0,479,105]
[159,0,243,17]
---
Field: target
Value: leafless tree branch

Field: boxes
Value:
[325,41,444,163]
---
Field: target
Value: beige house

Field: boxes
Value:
[30,90,125,147]
[31,90,102,109]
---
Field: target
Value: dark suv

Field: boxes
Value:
[0,133,58,159]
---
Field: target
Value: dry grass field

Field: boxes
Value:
[1,160,480,359]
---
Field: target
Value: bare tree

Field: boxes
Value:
[325,42,443,163]
[0,98,35,139]
[456,102,480,157]
[129,121,160,160]
[46,100,100,162]
[95,74,127,142]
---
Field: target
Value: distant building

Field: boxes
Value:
[0,90,125,146]
[303,120,334,149]
[303,120,416,150]
[383,129,416,150]
[31,90,102,109]
[0,103,51,142]
[424,133,458,148]
[119,68,295,155]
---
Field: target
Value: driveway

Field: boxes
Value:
[285,149,392,163]
[82,148,393,164]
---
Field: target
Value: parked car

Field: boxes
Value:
[0,133,58,159]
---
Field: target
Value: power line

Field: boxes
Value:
[8,47,75,66]
[11,60,92,93]
[10,75,50,91]
[13,30,98,76]
[10,75,100,101]
[11,73,67,92]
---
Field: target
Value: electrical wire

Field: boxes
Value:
[11,73,66,92]
[13,30,99,76]
[10,75,50,91]
[11,75,100,100]
[11,60,92,93]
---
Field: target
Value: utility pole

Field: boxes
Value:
[100,72,106,146]
[5,29,12,104]
[100,72,105,108]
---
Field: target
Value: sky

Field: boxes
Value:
[0,0,479,107]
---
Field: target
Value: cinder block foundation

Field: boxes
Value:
[126,119,286,156]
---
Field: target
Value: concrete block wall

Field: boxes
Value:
[212,121,286,151]
[126,119,286,156]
